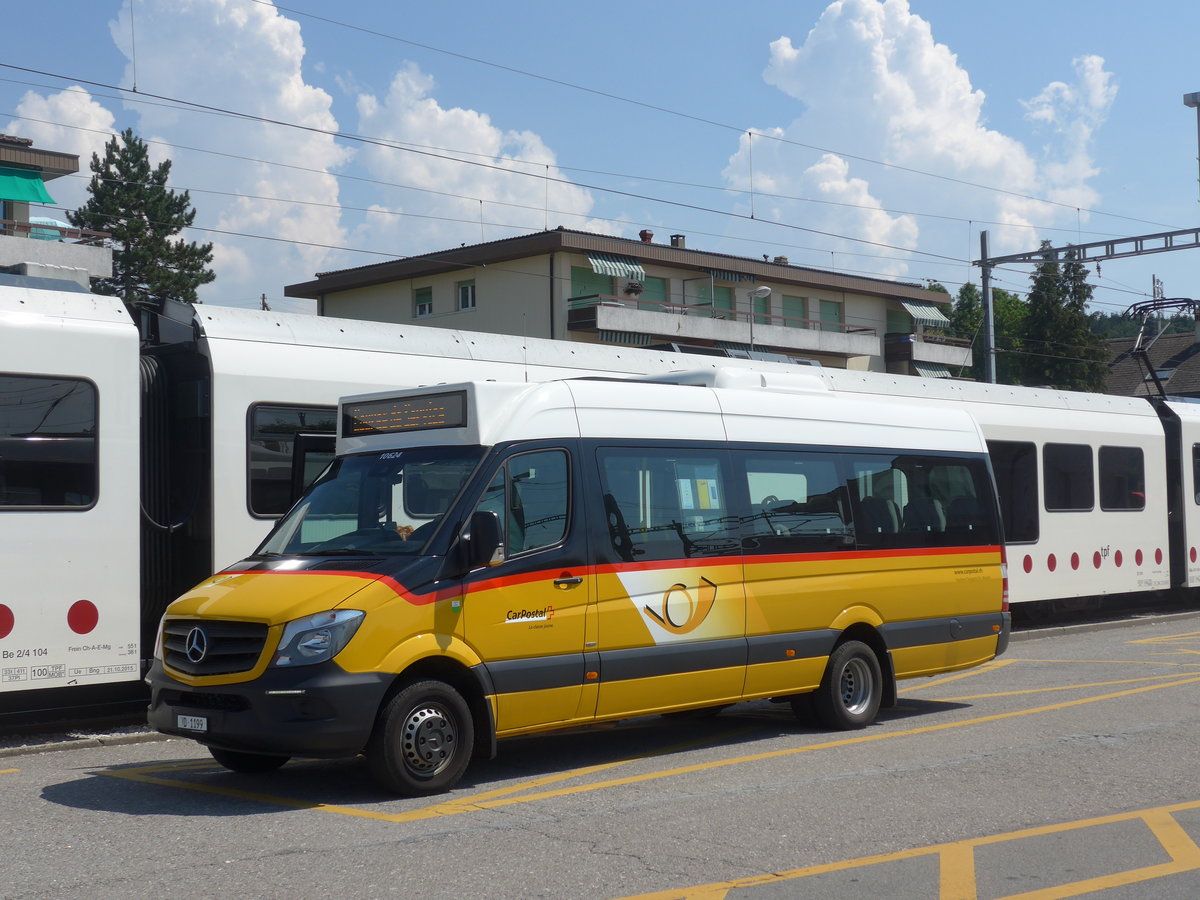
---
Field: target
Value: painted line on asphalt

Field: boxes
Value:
[101,672,1200,823]
[617,798,1200,900]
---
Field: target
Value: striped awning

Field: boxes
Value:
[913,362,953,378]
[598,329,652,346]
[588,253,645,280]
[707,269,756,283]
[900,300,950,328]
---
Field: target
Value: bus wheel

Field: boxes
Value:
[209,747,290,773]
[368,680,474,796]
[814,641,882,730]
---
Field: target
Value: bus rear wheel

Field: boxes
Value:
[368,679,474,796]
[209,747,290,773]
[813,640,882,730]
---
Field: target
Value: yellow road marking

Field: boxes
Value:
[1128,630,1200,645]
[618,799,1200,900]
[899,659,1014,693]
[0,768,19,775]
[942,672,1193,701]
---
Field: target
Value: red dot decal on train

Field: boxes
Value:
[1192,548,1198,564]
[1136,549,1144,567]
[1023,555,1033,574]
[67,600,99,635]
[1158,548,1164,565]
[1093,551,1102,569]
[1071,553,1080,570]
[0,604,13,640]
[1047,554,1057,572]
[1114,550,1123,567]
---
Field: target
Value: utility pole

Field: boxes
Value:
[979,231,997,384]
[1185,92,1200,202]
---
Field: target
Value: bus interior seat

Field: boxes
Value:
[857,496,900,534]
[903,497,946,533]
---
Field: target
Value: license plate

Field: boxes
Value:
[177,714,208,732]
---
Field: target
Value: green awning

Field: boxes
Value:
[706,269,756,283]
[0,168,55,204]
[587,253,645,280]
[900,300,950,328]
[913,362,954,378]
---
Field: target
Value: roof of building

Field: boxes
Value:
[0,134,78,180]
[1107,329,1200,397]
[284,226,949,304]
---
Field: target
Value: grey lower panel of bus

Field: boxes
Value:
[481,614,1002,697]
[880,612,1004,649]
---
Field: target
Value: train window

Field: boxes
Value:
[1099,446,1145,511]
[1043,443,1094,512]
[1193,445,1200,505]
[597,448,739,561]
[987,440,1038,543]
[738,451,854,554]
[248,404,336,517]
[0,374,97,509]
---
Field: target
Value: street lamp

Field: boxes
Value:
[747,285,771,350]
[1184,92,1200,202]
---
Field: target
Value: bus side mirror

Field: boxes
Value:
[464,510,503,569]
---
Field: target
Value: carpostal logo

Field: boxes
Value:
[506,606,555,624]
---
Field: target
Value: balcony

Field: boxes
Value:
[884,330,973,375]
[567,294,881,360]
[0,219,112,284]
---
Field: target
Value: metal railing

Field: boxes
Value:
[567,294,876,336]
[0,219,111,245]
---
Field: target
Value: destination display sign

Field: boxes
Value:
[342,390,468,436]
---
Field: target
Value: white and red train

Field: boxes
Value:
[0,274,1193,721]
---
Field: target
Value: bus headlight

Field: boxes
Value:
[272,610,364,667]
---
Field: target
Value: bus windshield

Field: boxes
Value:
[257,446,484,557]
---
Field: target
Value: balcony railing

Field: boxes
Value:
[0,219,110,245]
[568,294,876,337]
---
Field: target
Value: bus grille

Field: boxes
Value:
[163,620,269,676]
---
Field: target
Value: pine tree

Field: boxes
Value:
[1016,244,1108,390]
[69,128,214,308]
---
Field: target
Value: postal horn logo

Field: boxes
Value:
[644,577,717,635]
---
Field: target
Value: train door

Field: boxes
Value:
[590,445,747,717]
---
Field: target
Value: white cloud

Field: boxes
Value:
[4,87,117,215]
[107,0,349,308]
[729,0,1115,273]
[344,63,607,261]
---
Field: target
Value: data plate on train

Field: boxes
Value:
[177,714,208,732]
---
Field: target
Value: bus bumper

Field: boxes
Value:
[145,660,391,758]
[995,611,1012,657]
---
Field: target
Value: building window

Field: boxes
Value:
[414,286,432,318]
[456,280,476,311]
[753,292,772,325]
[819,299,843,333]
[782,295,807,328]
[886,309,913,335]
[1043,443,1093,512]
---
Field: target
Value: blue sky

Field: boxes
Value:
[4,0,1200,323]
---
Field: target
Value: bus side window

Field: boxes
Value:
[597,448,738,561]
[739,450,853,554]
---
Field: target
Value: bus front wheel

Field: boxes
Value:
[368,679,474,796]
[813,640,882,730]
